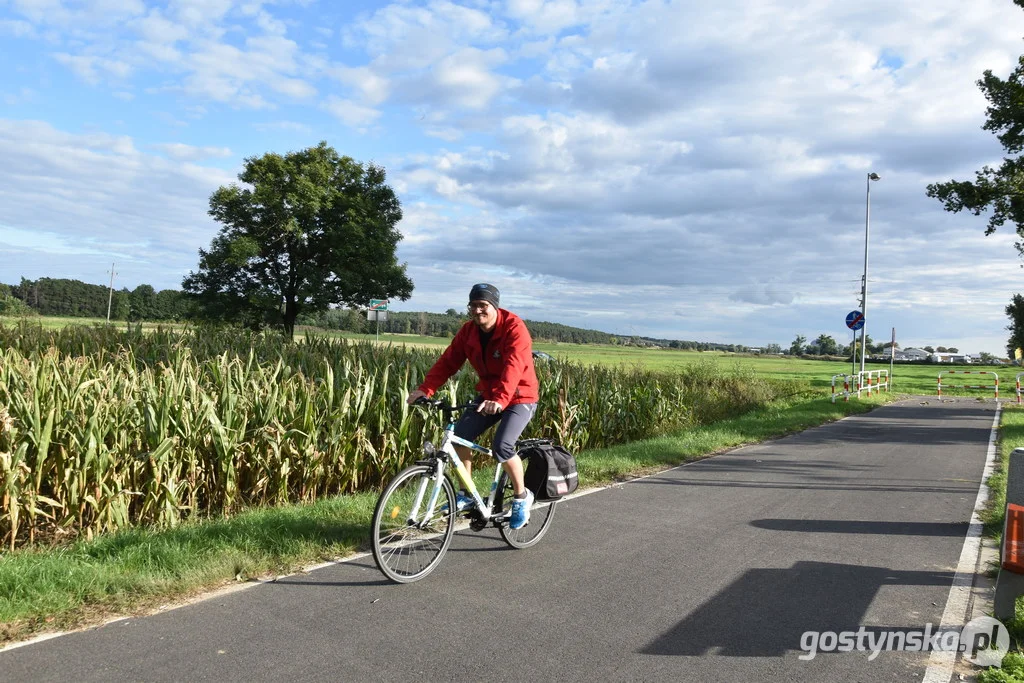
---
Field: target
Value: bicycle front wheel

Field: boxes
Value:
[496,472,557,549]
[371,465,456,583]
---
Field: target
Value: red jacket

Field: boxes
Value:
[418,308,539,407]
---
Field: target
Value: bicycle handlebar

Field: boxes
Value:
[412,397,476,415]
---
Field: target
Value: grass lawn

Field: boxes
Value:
[330,329,1004,398]
[0,315,188,332]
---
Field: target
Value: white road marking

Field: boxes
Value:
[921,402,1002,683]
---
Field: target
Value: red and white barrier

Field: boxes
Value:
[937,371,999,398]
[1015,372,1024,404]
[831,374,851,403]
[856,369,889,397]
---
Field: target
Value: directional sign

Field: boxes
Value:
[845,310,864,331]
[369,299,389,311]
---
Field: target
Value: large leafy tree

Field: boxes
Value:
[1007,294,1024,357]
[813,334,838,355]
[927,3,1024,254]
[183,142,413,339]
[789,335,806,356]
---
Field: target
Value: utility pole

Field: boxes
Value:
[859,172,881,375]
[106,263,117,322]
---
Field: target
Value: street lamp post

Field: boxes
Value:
[859,172,881,376]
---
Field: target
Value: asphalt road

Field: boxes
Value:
[0,397,998,682]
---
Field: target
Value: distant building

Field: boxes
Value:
[895,347,929,361]
[930,353,971,364]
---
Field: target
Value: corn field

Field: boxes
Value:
[0,322,790,548]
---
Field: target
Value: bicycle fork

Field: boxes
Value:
[406,459,446,527]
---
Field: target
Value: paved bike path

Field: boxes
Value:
[0,398,997,682]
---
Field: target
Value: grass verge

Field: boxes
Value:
[979,405,1024,682]
[0,392,894,646]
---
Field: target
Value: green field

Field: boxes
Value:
[333,331,1003,398]
[2,315,1007,398]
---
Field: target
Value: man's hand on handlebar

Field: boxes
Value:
[406,392,501,414]
[477,400,503,415]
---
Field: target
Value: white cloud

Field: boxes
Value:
[132,8,190,44]
[2,87,36,106]
[170,0,234,29]
[433,47,511,108]
[330,65,390,105]
[152,142,233,161]
[321,96,380,127]
[504,0,587,35]
[253,119,313,133]
[53,53,132,84]
[8,0,1024,352]
[0,119,233,289]
[0,18,37,37]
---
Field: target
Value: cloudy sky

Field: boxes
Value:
[3,0,1024,355]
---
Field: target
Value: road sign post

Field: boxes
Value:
[846,311,864,377]
[367,300,389,341]
[845,310,864,331]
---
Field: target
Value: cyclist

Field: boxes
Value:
[406,283,539,529]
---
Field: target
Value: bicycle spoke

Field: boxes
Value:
[372,466,457,582]
[497,473,556,549]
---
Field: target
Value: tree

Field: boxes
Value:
[924,346,935,353]
[0,284,33,316]
[927,11,1024,256]
[937,346,948,353]
[129,284,156,321]
[948,347,959,353]
[182,142,414,339]
[1007,294,1024,357]
[814,334,838,356]
[789,335,806,356]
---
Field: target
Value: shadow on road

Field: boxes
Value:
[635,465,974,495]
[640,560,953,657]
[750,519,968,536]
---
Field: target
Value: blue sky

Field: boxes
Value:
[3,0,1024,355]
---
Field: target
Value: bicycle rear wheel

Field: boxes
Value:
[496,472,556,549]
[372,465,456,583]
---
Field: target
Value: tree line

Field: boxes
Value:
[789,334,881,358]
[0,277,619,345]
[1,278,191,321]
[298,307,617,344]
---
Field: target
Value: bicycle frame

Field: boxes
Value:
[408,415,508,527]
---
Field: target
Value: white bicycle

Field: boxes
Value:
[370,398,557,583]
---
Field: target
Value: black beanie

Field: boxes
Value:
[469,283,500,309]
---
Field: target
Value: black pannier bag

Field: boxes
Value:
[520,439,579,501]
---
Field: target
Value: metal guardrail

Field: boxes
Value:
[856,369,889,397]
[831,374,851,403]
[937,371,999,398]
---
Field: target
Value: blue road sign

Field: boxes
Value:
[846,310,864,331]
